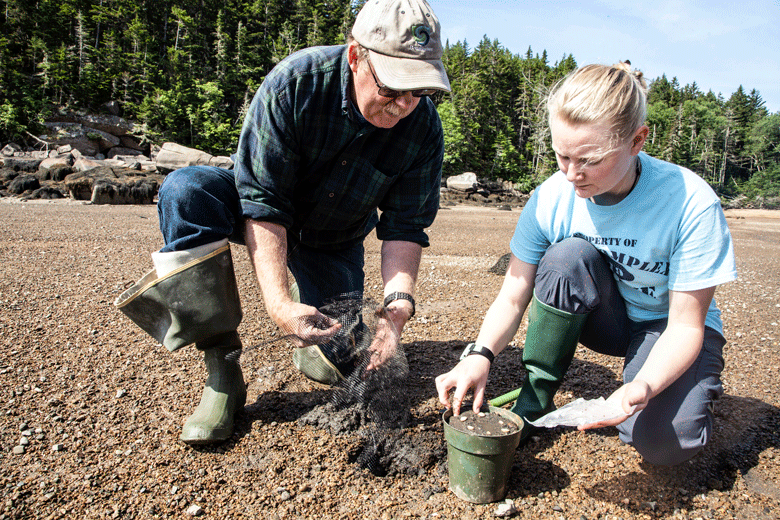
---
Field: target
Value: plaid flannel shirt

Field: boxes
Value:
[234,45,443,249]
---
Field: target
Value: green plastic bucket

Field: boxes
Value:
[443,406,522,503]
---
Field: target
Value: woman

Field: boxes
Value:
[435,62,737,466]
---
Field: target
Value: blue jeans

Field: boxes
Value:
[535,238,725,466]
[157,165,365,308]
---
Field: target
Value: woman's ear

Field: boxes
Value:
[631,125,650,154]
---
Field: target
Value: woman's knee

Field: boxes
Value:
[621,413,711,466]
[538,237,601,271]
[535,237,609,313]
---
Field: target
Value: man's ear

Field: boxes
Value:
[347,42,360,73]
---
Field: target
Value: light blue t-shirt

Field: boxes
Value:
[510,152,737,333]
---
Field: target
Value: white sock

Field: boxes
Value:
[151,238,229,277]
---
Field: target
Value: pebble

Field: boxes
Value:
[494,499,517,517]
[467,425,474,430]
[116,389,126,398]
[52,444,64,452]
[12,446,24,455]
[19,437,29,446]
[477,412,486,417]
[459,416,468,422]
[186,504,204,516]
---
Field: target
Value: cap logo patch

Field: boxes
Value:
[413,25,431,46]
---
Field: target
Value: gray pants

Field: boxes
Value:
[535,238,725,466]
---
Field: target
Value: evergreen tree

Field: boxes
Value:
[0,0,775,201]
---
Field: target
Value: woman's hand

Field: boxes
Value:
[435,356,491,416]
[577,379,651,430]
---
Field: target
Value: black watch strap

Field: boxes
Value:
[460,343,495,363]
[383,291,415,317]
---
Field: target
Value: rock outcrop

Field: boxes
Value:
[0,111,233,204]
[441,174,529,208]
[1,111,532,208]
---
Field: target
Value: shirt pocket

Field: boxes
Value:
[305,160,398,232]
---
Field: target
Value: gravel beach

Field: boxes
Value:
[1,199,778,519]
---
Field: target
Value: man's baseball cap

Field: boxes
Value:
[352,0,451,92]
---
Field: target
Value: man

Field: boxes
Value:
[115,0,450,445]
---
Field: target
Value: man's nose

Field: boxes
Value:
[393,92,415,108]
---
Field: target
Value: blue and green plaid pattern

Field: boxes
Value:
[234,45,443,249]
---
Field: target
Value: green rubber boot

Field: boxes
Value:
[114,244,242,353]
[115,243,246,444]
[510,294,588,439]
[181,339,247,444]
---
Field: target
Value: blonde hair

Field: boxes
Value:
[547,61,648,147]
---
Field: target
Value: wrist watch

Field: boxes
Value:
[383,291,415,317]
[460,342,494,363]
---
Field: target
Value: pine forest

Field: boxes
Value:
[1,0,778,203]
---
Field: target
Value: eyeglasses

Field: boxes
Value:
[366,60,438,98]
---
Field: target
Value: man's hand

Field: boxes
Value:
[277,301,342,348]
[435,355,491,416]
[365,309,401,371]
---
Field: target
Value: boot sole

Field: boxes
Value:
[292,345,345,386]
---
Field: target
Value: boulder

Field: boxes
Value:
[156,142,211,171]
[446,172,477,191]
[3,157,43,172]
[44,165,75,182]
[74,157,107,172]
[155,142,233,172]
[41,122,121,153]
[40,155,73,170]
[90,177,158,205]
[210,155,234,169]
[2,143,22,157]
[30,186,66,200]
[0,168,19,183]
[65,168,120,200]
[107,147,144,159]
[40,122,100,156]
[8,175,40,194]
[86,127,121,151]
[47,112,134,136]
[100,101,121,116]
[119,135,147,152]
[64,167,160,203]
